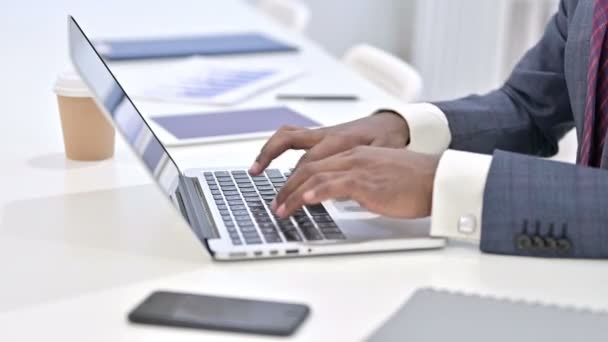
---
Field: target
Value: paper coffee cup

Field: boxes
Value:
[54,70,115,161]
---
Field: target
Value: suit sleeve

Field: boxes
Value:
[482,151,608,258]
[434,0,575,157]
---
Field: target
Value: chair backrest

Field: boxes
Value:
[343,44,423,103]
[257,0,311,32]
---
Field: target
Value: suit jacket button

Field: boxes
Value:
[545,237,558,250]
[557,239,572,253]
[532,236,545,249]
[516,234,532,250]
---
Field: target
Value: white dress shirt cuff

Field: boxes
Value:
[377,103,451,154]
[430,150,492,243]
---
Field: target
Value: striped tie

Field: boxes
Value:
[580,0,608,167]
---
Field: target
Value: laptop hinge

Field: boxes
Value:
[176,175,220,240]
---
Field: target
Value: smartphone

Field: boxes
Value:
[128,291,310,337]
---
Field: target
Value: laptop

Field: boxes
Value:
[68,16,445,260]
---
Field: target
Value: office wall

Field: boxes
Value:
[301,0,415,58]
[289,0,559,101]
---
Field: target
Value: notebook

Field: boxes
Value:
[151,106,320,146]
[93,33,298,61]
[367,288,608,342]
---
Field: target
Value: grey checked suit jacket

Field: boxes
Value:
[434,0,608,258]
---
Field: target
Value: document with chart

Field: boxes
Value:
[130,58,303,105]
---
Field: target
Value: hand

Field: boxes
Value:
[249,111,410,175]
[270,146,441,219]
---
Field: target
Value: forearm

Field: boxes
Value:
[435,86,573,157]
[481,151,608,258]
[431,149,608,259]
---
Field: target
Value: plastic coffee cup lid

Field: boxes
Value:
[53,69,92,98]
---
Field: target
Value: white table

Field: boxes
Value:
[1,1,607,341]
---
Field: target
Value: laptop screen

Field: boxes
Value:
[68,17,184,214]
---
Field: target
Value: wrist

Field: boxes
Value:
[373,110,411,146]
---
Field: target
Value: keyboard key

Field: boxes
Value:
[263,230,280,237]
[238,221,254,228]
[213,195,224,201]
[246,239,263,245]
[242,192,260,198]
[258,222,275,229]
[219,210,230,216]
[240,226,257,233]
[232,210,249,216]
[229,205,246,211]
[222,191,239,196]
[321,227,341,234]
[214,171,230,177]
[234,215,251,221]
[211,190,222,195]
[208,185,219,191]
[242,231,260,238]
[231,170,247,175]
[232,239,243,246]
[254,184,271,189]
[240,188,257,193]
[264,235,282,243]
[282,229,303,241]
[224,195,242,201]
[228,200,244,206]
[259,190,276,196]
[216,176,233,182]
[265,169,282,177]
[204,171,213,177]
[312,214,334,223]
[224,221,235,228]
[307,204,328,214]
[301,226,323,240]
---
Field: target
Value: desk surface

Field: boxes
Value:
[1,0,607,341]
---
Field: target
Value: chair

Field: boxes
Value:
[257,0,311,32]
[343,44,423,103]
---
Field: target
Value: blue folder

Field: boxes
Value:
[93,33,299,61]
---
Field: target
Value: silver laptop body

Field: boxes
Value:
[68,16,445,261]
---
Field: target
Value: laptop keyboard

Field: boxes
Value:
[203,169,345,246]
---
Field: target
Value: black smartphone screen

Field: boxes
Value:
[128,291,310,336]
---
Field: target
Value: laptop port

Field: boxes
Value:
[285,249,299,255]
[269,250,279,256]
[254,251,263,257]
[229,252,247,258]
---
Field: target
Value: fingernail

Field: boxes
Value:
[303,190,315,202]
[276,204,286,217]
[270,199,277,210]
[249,162,260,175]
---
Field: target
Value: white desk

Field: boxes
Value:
[1,1,607,341]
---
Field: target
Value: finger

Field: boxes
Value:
[272,153,354,209]
[294,135,358,169]
[302,173,365,206]
[276,172,361,218]
[249,127,322,175]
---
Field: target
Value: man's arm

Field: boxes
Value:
[481,151,608,258]
[435,0,575,157]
